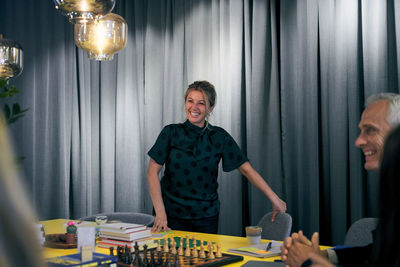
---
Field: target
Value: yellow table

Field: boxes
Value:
[41,219,296,266]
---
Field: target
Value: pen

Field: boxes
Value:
[266,242,272,251]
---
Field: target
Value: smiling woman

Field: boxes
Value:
[184,81,216,128]
[146,80,287,234]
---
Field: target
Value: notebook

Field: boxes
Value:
[228,241,281,258]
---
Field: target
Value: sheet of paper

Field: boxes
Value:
[77,226,95,253]
[228,241,281,258]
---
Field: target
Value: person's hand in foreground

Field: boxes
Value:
[151,211,170,233]
[281,232,307,262]
[281,231,320,267]
[309,252,335,267]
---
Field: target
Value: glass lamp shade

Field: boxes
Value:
[74,13,127,61]
[53,0,115,24]
[0,35,23,80]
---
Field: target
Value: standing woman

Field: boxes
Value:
[147,81,286,233]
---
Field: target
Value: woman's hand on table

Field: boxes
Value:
[152,211,170,233]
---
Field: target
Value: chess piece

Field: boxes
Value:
[163,238,169,253]
[174,254,179,267]
[215,244,222,258]
[117,246,123,262]
[124,245,130,264]
[208,243,215,259]
[157,240,162,252]
[185,245,191,257]
[150,250,156,267]
[185,235,190,248]
[199,241,206,259]
[109,247,114,256]
[191,248,198,257]
[143,250,149,265]
[192,235,196,248]
[157,251,163,265]
[171,240,177,254]
[163,237,170,253]
[178,239,184,256]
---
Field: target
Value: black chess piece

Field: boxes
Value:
[149,250,156,267]
[143,254,149,266]
[124,245,130,264]
[109,247,114,256]
[137,253,143,266]
[143,244,148,259]
[129,251,133,265]
[117,246,123,262]
[157,251,164,266]
[132,251,138,265]
[174,254,179,267]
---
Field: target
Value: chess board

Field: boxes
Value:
[117,249,243,267]
[115,237,243,267]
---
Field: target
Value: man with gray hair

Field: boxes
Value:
[355,93,400,172]
[280,93,400,267]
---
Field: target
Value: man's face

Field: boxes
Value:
[355,100,392,172]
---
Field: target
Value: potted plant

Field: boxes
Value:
[66,221,77,244]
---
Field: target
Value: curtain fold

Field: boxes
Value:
[1,0,400,243]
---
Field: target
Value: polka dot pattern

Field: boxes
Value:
[148,120,248,219]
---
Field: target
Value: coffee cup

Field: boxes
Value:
[245,226,262,245]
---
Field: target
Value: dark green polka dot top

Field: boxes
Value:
[148,120,248,219]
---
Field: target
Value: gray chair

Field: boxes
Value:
[344,217,378,247]
[257,212,292,241]
[79,212,155,227]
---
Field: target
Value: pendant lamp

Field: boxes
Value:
[74,13,127,61]
[53,0,115,24]
[0,34,23,80]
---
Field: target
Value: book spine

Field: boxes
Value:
[99,225,146,233]
[99,230,151,241]
[99,228,148,235]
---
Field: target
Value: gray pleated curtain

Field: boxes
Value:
[1,0,399,245]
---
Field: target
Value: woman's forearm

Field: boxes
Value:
[146,159,166,215]
[239,162,278,200]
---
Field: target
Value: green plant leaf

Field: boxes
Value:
[12,103,21,114]
[8,114,25,124]
[15,156,25,165]
[0,78,7,88]
[9,85,19,96]
[4,104,10,119]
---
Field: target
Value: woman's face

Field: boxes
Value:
[185,90,214,128]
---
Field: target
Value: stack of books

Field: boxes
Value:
[97,222,154,249]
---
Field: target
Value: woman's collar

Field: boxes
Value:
[184,120,207,131]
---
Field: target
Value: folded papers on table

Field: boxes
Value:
[227,241,281,258]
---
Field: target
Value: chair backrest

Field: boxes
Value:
[344,217,378,247]
[79,212,155,227]
[257,212,292,241]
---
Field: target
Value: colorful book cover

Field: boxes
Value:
[46,252,118,266]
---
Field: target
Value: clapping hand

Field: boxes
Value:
[280,231,320,267]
